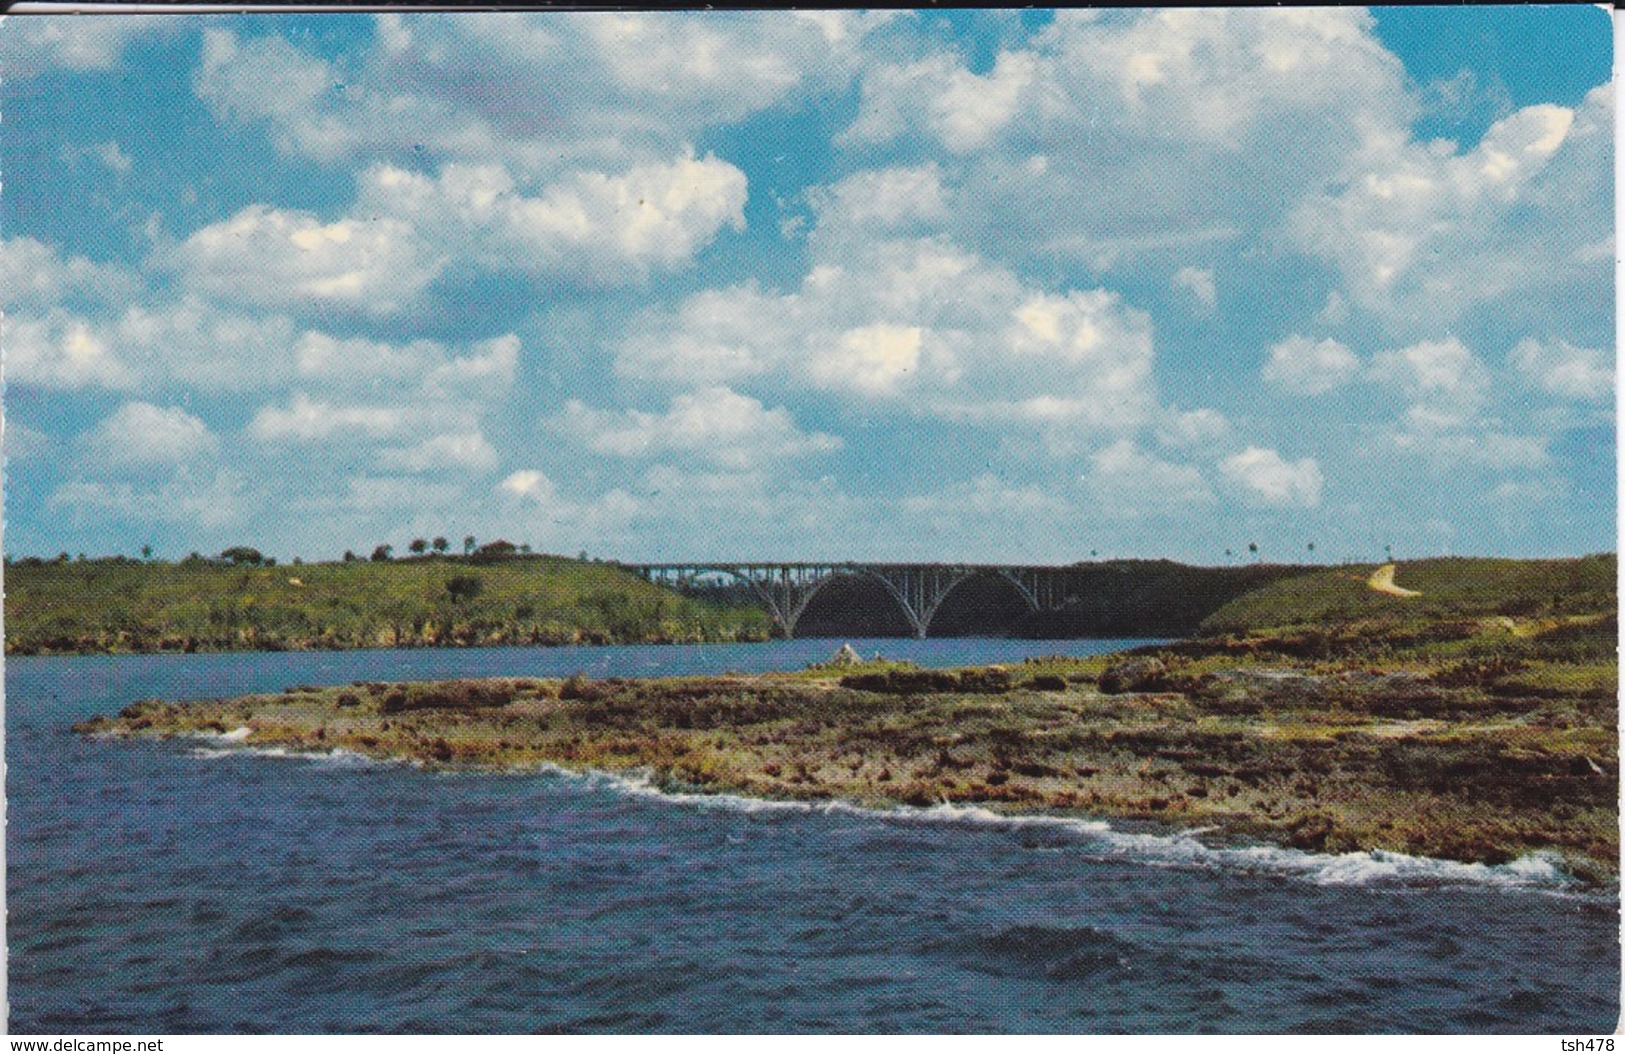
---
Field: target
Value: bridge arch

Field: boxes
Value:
[918,569,1040,638]
[992,569,1044,612]
[790,569,928,638]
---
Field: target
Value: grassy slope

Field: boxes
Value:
[5,556,770,653]
[79,555,1621,880]
[1199,555,1616,635]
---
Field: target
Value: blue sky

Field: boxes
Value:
[1,8,1613,564]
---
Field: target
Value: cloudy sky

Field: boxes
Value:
[1,8,1613,564]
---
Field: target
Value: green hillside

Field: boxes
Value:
[4,555,771,654]
[1199,555,1617,636]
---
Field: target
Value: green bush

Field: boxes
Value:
[446,575,483,602]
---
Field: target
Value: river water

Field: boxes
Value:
[7,641,1619,1033]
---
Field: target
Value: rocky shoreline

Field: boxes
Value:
[77,627,1619,884]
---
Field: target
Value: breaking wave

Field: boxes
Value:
[179,747,1596,897]
[537,764,1595,897]
[185,743,406,769]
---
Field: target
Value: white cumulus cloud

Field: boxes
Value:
[168,205,438,318]
[840,9,1411,272]
[1261,335,1359,395]
[7,300,306,392]
[1509,338,1612,402]
[561,387,841,471]
[1156,407,1232,449]
[293,331,520,395]
[809,324,924,396]
[809,164,949,238]
[1368,337,1487,405]
[248,394,411,443]
[617,239,1159,431]
[377,432,499,474]
[500,469,557,501]
[1291,91,1603,322]
[84,402,217,468]
[357,152,746,285]
[195,15,879,174]
[1383,409,1550,470]
[1172,266,1217,309]
[5,312,138,390]
[1085,440,1216,513]
[1,237,137,309]
[1219,446,1323,507]
[1,16,176,79]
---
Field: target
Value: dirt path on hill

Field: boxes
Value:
[1368,563,1421,597]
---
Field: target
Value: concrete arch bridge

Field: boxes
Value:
[632,563,1077,639]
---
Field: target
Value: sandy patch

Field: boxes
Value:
[1367,563,1421,597]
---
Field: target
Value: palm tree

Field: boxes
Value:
[432,536,449,555]
[409,538,428,556]
[464,535,477,555]
[1248,542,1259,562]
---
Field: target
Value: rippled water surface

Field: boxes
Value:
[8,643,1619,1033]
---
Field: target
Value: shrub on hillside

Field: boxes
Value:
[445,575,483,602]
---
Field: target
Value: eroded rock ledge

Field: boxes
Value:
[77,644,1618,883]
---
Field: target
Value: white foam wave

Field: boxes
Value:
[175,750,1597,897]
[185,743,402,769]
[186,726,253,743]
[534,768,1593,897]
[534,763,819,816]
[825,801,1582,893]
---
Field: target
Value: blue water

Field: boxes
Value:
[8,642,1619,1033]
